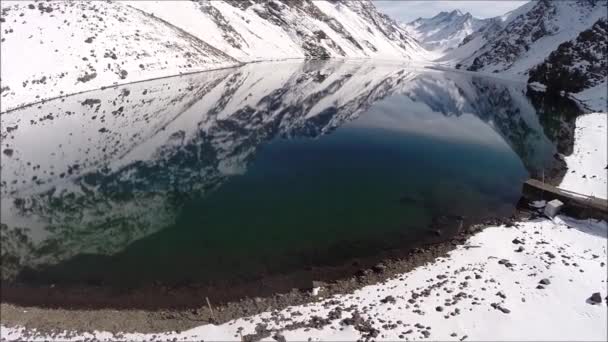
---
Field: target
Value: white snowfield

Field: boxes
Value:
[560,113,608,200]
[0,1,238,113]
[575,81,608,113]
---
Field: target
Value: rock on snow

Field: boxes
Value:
[0,1,238,112]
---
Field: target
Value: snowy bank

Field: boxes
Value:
[560,113,608,200]
[2,216,606,341]
[573,82,608,113]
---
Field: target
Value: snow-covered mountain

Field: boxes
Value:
[128,1,427,62]
[0,0,427,112]
[0,1,239,113]
[455,0,606,76]
[528,18,607,93]
[431,2,536,63]
[403,10,490,53]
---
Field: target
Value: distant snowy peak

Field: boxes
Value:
[458,0,607,75]
[127,0,427,62]
[408,10,467,30]
[403,10,489,52]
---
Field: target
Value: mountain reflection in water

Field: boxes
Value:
[0,61,581,299]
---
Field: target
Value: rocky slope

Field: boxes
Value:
[528,18,607,93]
[127,0,427,62]
[0,0,427,112]
[456,0,606,76]
[0,1,238,112]
[404,10,489,53]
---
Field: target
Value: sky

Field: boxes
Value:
[373,1,528,23]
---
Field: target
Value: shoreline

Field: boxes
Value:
[2,204,605,341]
[0,210,531,334]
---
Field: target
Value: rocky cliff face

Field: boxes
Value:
[457,0,606,76]
[127,0,426,62]
[528,18,607,93]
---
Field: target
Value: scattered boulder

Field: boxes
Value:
[588,292,602,304]
[539,278,551,286]
[491,303,511,314]
[272,332,286,342]
[498,259,514,267]
[380,295,396,304]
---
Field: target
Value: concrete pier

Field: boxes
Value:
[521,179,608,221]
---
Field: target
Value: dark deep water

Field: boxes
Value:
[0,61,582,307]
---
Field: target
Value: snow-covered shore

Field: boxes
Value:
[560,113,608,200]
[2,108,607,342]
[3,216,606,342]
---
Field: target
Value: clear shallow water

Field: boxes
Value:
[0,61,580,302]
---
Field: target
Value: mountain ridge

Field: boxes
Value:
[1,0,606,112]
[403,10,490,53]
[456,0,606,75]
[0,0,427,112]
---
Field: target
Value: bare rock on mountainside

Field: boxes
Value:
[0,0,426,112]
[127,0,426,62]
[457,0,606,79]
[0,1,237,112]
[528,18,607,93]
